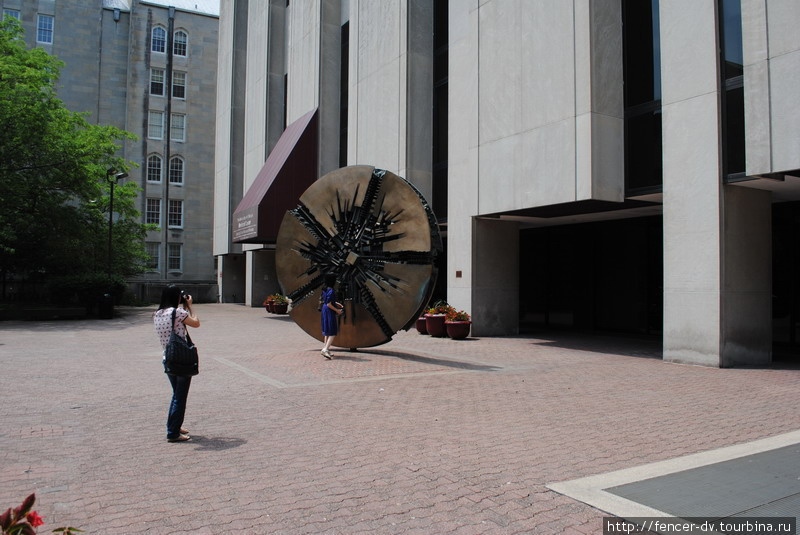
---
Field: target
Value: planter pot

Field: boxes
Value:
[266,302,275,313]
[425,314,447,337]
[416,316,428,334]
[273,303,288,314]
[445,321,472,340]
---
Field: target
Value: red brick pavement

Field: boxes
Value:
[1,304,799,534]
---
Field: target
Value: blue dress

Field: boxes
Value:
[320,287,338,336]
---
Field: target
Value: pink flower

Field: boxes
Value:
[27,511,44,527]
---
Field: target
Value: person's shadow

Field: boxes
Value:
[190,435,246,451]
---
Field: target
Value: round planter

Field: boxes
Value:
[416,316,428,334]
[445,321,472,340]
[273,303,288,314]
[266,302,275,313]
[425,314,447,337]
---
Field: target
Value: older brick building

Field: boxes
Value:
[2,0,220,301]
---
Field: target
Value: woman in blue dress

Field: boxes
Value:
[320,273,344,359]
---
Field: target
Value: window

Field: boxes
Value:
[3,9,20,20]
[719,0,745,178]
[37,14,54,44]
[168,243,182,271]
[146,242,160,271]
[168,200,183,228]
[622,0,663,193]
[146,198,161,225]
[173,30,187,56]
[339,22,349,168]
[172,71,186,99]
[150,69,165,96]
[148,111,164,139]
[169,156,184,185]
[147,155,163,182]
[151,26,166,53]
[432,1,449,218]
[170,113,185,142]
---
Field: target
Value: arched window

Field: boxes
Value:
[147,154,163,182]
[151,26,166,53]
[169,156,184,185]
[173,30,187,56]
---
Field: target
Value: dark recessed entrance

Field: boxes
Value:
[519,216,663,337]
[772,201,800,361]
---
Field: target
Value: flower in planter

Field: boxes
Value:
[1,493,81,535]
[446,309,471,322]
[272,294,288,305]
[426,300,455,316]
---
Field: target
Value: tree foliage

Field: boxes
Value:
[0,18,150,299]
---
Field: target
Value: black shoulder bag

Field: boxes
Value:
[164,308,199,376]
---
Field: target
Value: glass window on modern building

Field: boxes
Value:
[168,243,182,272]
[152,26,166,53]
[169,156,184,185]
[146,242,160,271]
[37,14,53,44]
[168,199,183,228]
[432,0,449,218]
[172,71,186,99]
[146,198,161,225]
[148,111,164,139]
[170,113,185,142]
[622,0,663,193]
[719,0,745,179]
[3,9,20,20]
[150,68,165,96]
[173,30,187,56]
[147,154,163,182]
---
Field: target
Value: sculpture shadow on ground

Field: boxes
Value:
[361,349,501,372]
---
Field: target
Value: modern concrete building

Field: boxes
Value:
[2,0,220,301]
[214,0,800,367]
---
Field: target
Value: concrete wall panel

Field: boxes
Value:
[770,50,800,172]
[766,0,800,57]
[659,0,718,106]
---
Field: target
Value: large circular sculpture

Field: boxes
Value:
[276,166,442,348]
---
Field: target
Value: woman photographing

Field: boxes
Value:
[153,285,200,442]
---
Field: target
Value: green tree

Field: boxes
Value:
[0,18,149,301]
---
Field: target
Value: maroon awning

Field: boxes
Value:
[232,109,319,243]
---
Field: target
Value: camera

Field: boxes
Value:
[180,291,190,305]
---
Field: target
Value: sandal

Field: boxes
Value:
[167,435,191,443]
[321,350,332,360]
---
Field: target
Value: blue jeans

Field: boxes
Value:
[166,373,192,439]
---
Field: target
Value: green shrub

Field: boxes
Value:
[45,273,126,307]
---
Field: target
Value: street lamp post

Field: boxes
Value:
[106,169,128,276]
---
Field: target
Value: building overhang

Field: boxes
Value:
[232,109,319,244]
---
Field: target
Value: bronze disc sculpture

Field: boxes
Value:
[276,165,442,348]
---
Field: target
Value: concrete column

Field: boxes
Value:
[319,0,342,176]
[218,254,245,304]
[471,218,519,336]
[446,0,479,315]
[248,249,281,307]
[662,0,724,366]
[405,0,434,203]
[662,1,771,366]
[720,186,772,366]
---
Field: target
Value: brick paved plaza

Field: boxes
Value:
[1,304,799,534]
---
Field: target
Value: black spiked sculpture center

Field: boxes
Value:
[276,166,442,348]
